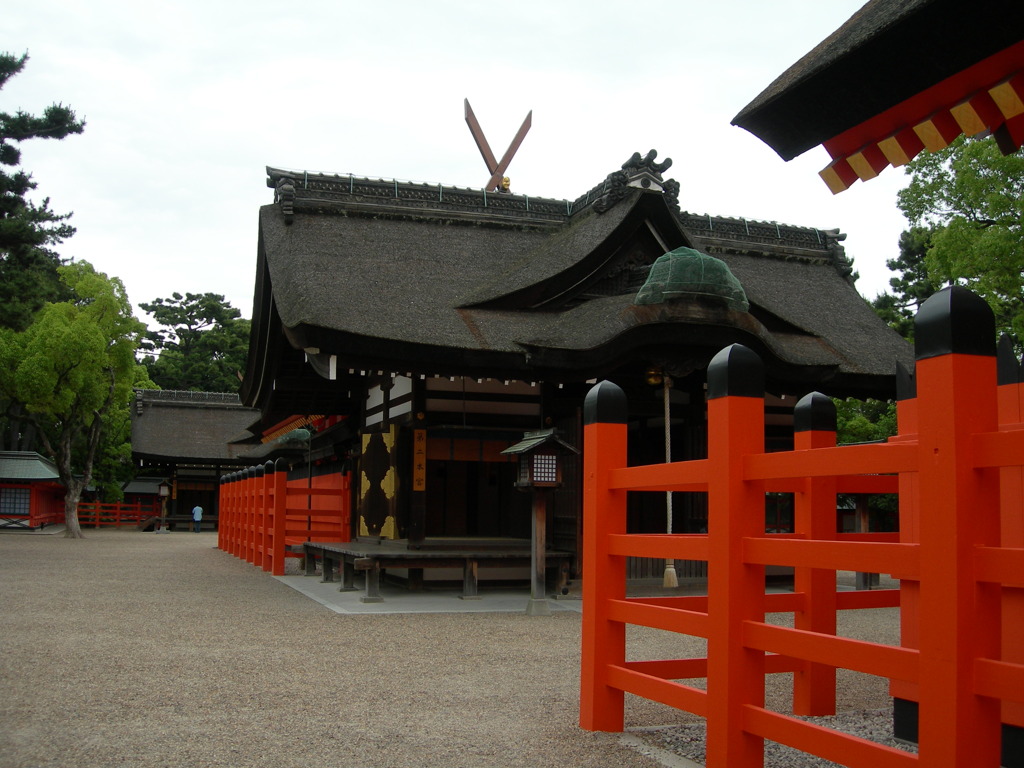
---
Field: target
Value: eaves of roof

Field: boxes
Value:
[0,451,61,482]
[732,0,1024,163]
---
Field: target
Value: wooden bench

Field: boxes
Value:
[302,540,572,603]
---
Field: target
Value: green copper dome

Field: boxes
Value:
[635,246,749,311]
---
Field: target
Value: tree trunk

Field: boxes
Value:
[63,479,86,538]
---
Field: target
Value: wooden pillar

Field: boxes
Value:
[462,560,480,599]
[360,559,384,603]
[579,380,628,732]
[997,336,1024,759]
[914,286,1001,767]
[704,344,766,768]
[526,490,549,615]
[854,495,879,590]
[891,361,921,736]
[270,458,288,577]
[260,461,273,571]
[792,392,838,716]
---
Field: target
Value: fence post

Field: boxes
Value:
[232,471,242,555]
[231,470,241,557]
[220,475,228,552]
[261,461,274,571]
[225,472,238,556]
[219,475,229,551]
[253,466,264,564]
[914,286,1001,767]
[579,380,628,731]
[998,336,1024,736]
[271,458,288,576]
[890,361,922,736]
[232,471,242,556]
[791,391,838,716]
[704,344,766,768]
[341,471,352,543]
[243,467,254,561]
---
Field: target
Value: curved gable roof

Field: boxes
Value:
[245,157,911,405]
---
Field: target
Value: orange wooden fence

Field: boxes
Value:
[217,459,350,576]
[77,499,161,528]
[580,286,1024,768]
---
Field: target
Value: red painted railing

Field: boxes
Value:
[217,459,350,576]
[580,286,1024,768]
[77,500,161,528]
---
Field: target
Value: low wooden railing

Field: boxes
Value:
[77,500,161,528]
[580,286,1024,768]
[217,460,350,576]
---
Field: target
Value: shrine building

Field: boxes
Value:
[239,151,912,582]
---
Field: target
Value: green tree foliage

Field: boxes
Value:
[834,397,898,526]
[139,292,250,393]
[834,397,897,445]
[0,51,84,331]
[89,368,157,503]
[0,262,149,537]
[870,227,943,340]
[897,135,1024,340]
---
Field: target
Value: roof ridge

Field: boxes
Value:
[263,160,847,267]
[679,208,839,244]
[134,389,243,406]
[266,167,575,225]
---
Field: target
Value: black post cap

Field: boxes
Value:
[915,286,996,361]
[707,344,764,400]
[998,334,1020,385]
[896,361,916,401]
[794,391,836,433]
[583,380,628,425]
[264,460,276,474]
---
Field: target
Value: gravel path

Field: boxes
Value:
[0,529,901,768]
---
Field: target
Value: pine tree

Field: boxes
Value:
[0,51,85,331]
[870,227,942,340]
[139,293,250,393]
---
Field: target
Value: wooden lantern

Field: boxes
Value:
[502,429,578,489]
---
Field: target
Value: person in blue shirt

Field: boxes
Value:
[191,505,203,533]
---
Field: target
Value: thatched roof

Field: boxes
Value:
[131,390,260,465]
[243,154,912,414]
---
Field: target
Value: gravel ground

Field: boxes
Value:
[0,529,903,768]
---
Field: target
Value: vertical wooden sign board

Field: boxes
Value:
[409,428,427,547]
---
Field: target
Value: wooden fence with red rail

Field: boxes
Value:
[579,286,1024,768]
[217,459,350,576]
[77,499,161,528]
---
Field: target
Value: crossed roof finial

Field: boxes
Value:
[464,99,532,192]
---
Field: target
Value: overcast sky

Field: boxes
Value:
[7,1,911,326]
